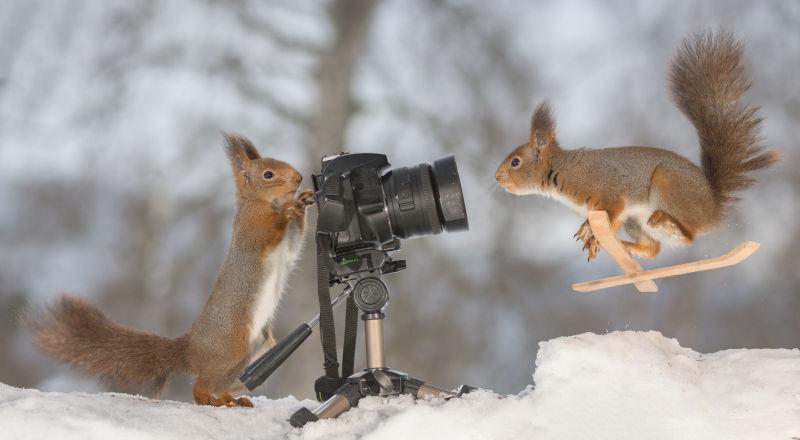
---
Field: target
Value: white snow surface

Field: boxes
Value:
[2,331,798,440]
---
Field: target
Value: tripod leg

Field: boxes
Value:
[417,384,455,399]
[405,378,479,400]
[289,382,362,428]
[404,378,455,399]
[315,392,353,419]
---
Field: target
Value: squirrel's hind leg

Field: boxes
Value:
[621,218,661,258]
[647,210,694,245]
[647,164,706,244]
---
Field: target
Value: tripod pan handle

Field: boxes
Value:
[239,323,313,391]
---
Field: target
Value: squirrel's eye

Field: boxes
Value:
[511,157,521,167]
[263,170,274,180]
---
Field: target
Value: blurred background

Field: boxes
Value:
[1,0,798,401]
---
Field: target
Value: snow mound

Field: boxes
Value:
[1,331,798,440]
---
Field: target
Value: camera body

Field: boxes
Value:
[312,152,468,283]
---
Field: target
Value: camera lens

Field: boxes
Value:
[431,155,469,232]
[382,155,468,239]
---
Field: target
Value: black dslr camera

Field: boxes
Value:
[313,153,468,282]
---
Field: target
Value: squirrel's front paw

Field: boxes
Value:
[286,191,314,219]
[296,190,315,207]
[582,236,600,261]
[286,205,304,219]
[574,221,591,242]
[574,221,600,261]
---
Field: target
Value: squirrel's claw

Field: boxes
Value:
[581,237,599,256]
[586,237,600,261]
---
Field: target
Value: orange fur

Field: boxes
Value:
[496,31,777,260]
[31,134,312,406]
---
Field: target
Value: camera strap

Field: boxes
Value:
[314,231,359,400]
[316,233,340,379]
[341,295,358,377]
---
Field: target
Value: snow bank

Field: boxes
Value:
[1,331,798,440]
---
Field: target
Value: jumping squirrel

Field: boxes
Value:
[31,134,313,407]
[495,30,778,260]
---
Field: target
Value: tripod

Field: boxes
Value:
[289,276,470,428]
[239,241,476,428]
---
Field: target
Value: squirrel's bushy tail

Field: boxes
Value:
[31,294,189,394]
[669,30,778,213]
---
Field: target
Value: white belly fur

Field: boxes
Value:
[619,203,653,230]
[248,234,302,346]
[521,186,588,217]
[619,202,686,245]
[536,189,684,246]
[544,189,588,217]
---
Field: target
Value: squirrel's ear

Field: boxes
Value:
[224,133,261,175]
[530,100,557,150]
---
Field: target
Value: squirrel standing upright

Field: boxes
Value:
[495,31,778,260]
[31,134,313,407]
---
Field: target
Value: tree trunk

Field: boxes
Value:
[306,0,378,162]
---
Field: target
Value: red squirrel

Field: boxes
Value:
[495,31,778,260]
[31,134,313,407]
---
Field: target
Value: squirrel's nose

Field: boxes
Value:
[495,170,507,182]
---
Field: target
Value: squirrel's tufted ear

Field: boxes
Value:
[530,100,557,150]
[224,133,261,176]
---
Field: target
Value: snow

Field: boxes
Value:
[1,331,798,440]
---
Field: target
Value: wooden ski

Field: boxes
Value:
[572,211,760,293]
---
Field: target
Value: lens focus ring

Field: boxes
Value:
[417,164,442,234]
